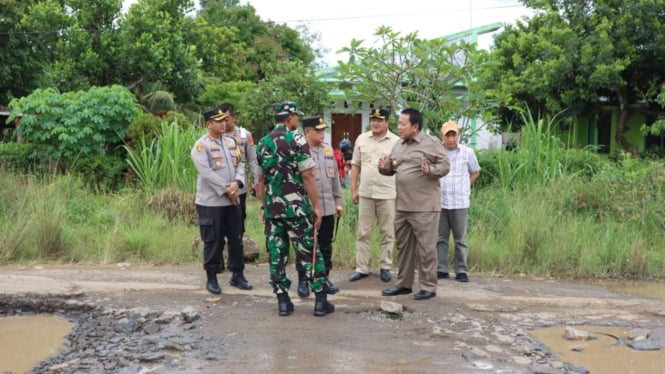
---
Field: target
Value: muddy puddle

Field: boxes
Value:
[531,326,665,374]
[596,279,665,299]
[0,315,73,373]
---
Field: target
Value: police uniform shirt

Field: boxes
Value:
[224,126,258,194]
[306,143,343,216]
[191,133,246,207]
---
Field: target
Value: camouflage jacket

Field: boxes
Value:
[256,124,315,219]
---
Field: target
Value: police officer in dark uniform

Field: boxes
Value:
[302,115,344,296]
[191,108,252,294]
[256,101,335,317]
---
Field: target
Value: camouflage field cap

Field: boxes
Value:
[273,101,304,116]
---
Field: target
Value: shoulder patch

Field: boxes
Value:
[196,143,204,152]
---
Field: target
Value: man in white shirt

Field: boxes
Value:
[437,121,480,283]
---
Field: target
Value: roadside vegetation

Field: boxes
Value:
[2,1,665,280]
[1,114,663,279]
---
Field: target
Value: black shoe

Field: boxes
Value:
[206,278,221,294]
[297,280,310,297]
[229,272,253,290]
[382,285,412,296]
[414,290,436,300]
[455,273,469,283]
[297,271,310,297]
[326,279,339,295]
[349,272,368,282]
[380,269,392,282]
[277,293,294,317]
[437,271,449,279]
[313,292,335,317]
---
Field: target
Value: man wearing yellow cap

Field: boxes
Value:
[437,121,480,283]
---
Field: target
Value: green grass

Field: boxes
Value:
[2,112,664,280]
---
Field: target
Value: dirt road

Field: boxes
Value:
[1,263,665,373]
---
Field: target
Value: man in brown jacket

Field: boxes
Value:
[378,108,450,301]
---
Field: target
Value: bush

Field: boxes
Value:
[563,148,603,178]
[147,187,197,225]
[0,142,34,172]
[8,85,139,169]
[127,113,162,144]
[69,154,128,192]
[127,111,194,145]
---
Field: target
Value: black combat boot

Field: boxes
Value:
[313,291,335,317]
[325,271,339,294]
[277,292,294,317]
[206,271,221,294]
[229,272,253,290]
[297,271,310,298]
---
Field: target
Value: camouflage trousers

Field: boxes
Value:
[265,216,327,294]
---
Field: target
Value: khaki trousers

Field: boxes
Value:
[394,211,439,292]
[354,197,395,274]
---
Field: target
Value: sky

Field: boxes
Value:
[244,0,534,66]
[122,0,535,67]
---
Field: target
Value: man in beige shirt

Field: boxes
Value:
[378,108,450,301]
[349,108,400,283]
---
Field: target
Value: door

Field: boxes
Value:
[331,113,362,150]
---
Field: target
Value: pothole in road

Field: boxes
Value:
[530,325,665,374]
[0,294,207,373]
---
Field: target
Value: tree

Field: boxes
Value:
[117,0,203,103]
[198,0,316,81]
[0,0,63,104]
[242,61,330,138]
[48,0,124,91]
[482,0,665,154]
[337,26,497,137]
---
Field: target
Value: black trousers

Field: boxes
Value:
[296,214,334,275]
[318,215,334,273]
[239,192,247,236]
[196,204,244,274]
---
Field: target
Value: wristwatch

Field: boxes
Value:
[235,179,244,189]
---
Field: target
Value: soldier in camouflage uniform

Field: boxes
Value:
[191,108,251,294]
[256,101,335,317]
